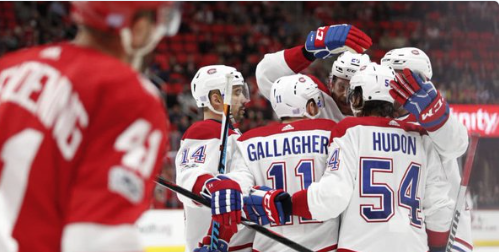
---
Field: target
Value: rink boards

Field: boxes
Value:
[137,209,499,251]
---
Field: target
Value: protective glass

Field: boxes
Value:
[233,82,251,103]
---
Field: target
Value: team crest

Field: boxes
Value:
[360,65,367,71]
[299,77,306,83]
[411,50,420,55]
[207,68,217,74]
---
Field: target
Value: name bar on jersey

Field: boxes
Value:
[372,132,417,156]
[247,135,329,161]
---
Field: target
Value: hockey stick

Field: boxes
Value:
[155,177,314,252]
[217,73,233,174]
[207,73,235,250]
[445,133,479,252]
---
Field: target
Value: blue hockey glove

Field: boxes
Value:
[243,186,291,226]
[202,175,243,234]
[389,68,449,131]
[304,24,372,59]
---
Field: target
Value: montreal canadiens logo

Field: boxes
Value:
[360,65,367,71]
[411,50,420,55]
[207,68,217,74]
[299,77,306,82]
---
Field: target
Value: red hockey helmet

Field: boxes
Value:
[71,1,180,36]
[71,1,181,69]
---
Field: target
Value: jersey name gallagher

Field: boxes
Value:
[247,134,329,161]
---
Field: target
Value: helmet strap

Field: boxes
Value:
[207,103,224,116]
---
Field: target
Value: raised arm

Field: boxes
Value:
[390,69,469,161]
[256,24,372,100]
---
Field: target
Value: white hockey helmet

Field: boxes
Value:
[191,65,246,114]
[381,47,433,80]
[331,51,371,80]
[349,62,396,104]
[270,74,323,119]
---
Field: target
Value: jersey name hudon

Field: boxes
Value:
[247,135,329,161]
[372,131,417,156]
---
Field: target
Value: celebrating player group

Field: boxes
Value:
[0,2,473,252]
[176,24,473,252]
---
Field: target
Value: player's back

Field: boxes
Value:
[235,118,339,252]
[330,117,452,252]
[0,43,167,252]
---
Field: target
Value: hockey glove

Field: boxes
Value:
[194,220,232,252]
[243,186,291,226]
[304,24,372,59]
[202,175,243,234]
[194,239,228,252]
[389,68,449,131]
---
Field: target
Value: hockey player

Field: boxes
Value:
[258,32,469,251]
[257,27,467,164]
[381,47,469,159]
[0,2,180,252]
[256,24,372,122]
[228,74,339,252]
[244,63,455,252]
[175,65,251,252]
[381,47,473,252]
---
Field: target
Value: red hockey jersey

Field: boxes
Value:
[0,43,168,252]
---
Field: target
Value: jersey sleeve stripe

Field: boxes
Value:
[317,244,338,252]
[291,189,312,219]
[454,237,473,251]
[228,242,253,251]
[283,45,314,73]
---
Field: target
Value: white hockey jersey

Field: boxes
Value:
[256,46,469,160]
[229,119,339,252]
[256,45,471,251]
[300,116,454,252]
[175,119,254,252]
[398,114,473,251]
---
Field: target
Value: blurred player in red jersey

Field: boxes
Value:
[0,2,180,252]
